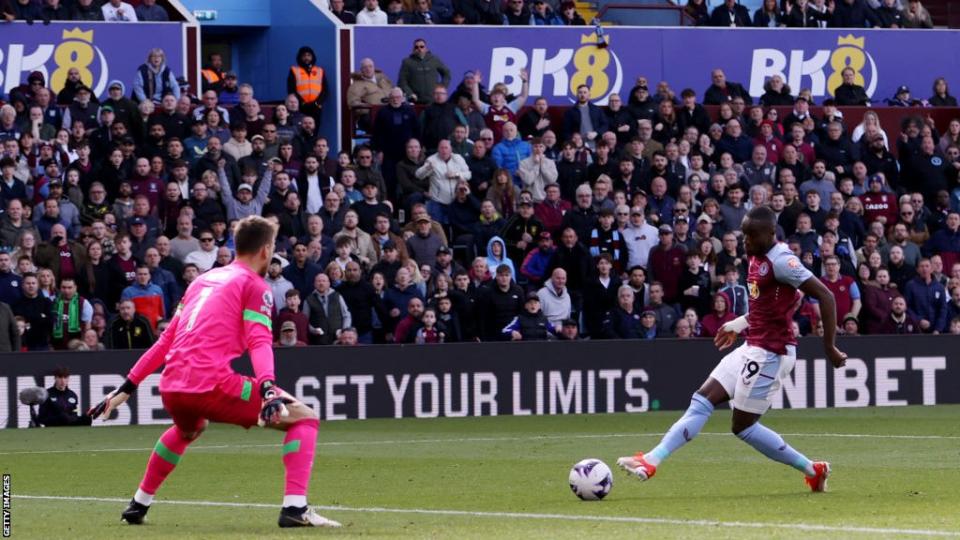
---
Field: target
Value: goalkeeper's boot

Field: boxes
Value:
[804,461,831,492]
[278,506,342,528]
[121,498,150,525]
[616,452,657,481]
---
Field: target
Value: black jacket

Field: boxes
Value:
[703,82,752,105]
[106,314,155,349]
[709,4,751,26]
[13,295,52,350]
[478,283,524,341]
[336,279,384,335]
[38,386,91,427]
[834,83,870,106]
[676,104,711,135]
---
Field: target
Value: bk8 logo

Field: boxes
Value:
[749,34,877,101]
[489,31,623,105]
[0,28,109,97]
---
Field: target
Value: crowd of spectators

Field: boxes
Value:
[323,0,937,27]
[3,31,960,353]
[684,0,934,29]
[1,0,169,23]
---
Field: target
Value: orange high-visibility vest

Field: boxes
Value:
[201,69,221,85]
[291,65,323,104]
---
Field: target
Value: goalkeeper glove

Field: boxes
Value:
[258,380,288,426]
[87,378,137,419]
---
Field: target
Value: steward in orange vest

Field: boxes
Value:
[287,46,328,122]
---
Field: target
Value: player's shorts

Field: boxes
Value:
[708,343,796,415]
[161,372,261,432]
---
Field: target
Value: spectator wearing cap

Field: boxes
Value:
[886,85,918,107]
[517,137,558,204]
[371,241,404,286]
[61,85,99,131]
[520,231,556,287]
[503,292,555,341]
[478,264,524,341]
[647,223,686,304]
[276,320,307,347]
[407,215,445,268]
[501,199,543,266]
[218,72,242,107]
[218,165,271,222]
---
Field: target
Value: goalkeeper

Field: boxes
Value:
[90,216,340,528]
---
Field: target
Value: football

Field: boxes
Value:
[568,458,613,501]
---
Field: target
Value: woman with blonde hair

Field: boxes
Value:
[133,47,180,103]
[852,110,888,148]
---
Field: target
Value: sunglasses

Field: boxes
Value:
[414,44,426,49]
[200,237,214,242]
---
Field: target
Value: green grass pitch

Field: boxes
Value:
[2,405,959,539]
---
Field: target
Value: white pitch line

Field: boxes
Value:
[13,494,960,538]
[1,431,958,456]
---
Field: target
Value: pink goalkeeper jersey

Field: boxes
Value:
[128,261,276,394]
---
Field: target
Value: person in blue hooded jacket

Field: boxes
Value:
[485,235,515,281]
[492,122,531,185]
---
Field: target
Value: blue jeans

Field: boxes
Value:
[426,200,450,225]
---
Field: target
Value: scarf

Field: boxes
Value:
[53,295,81,339]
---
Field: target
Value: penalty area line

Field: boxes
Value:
[13,494,960,537]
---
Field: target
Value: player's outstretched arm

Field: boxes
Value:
[88,311,182,420]
[799,277,847,368]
